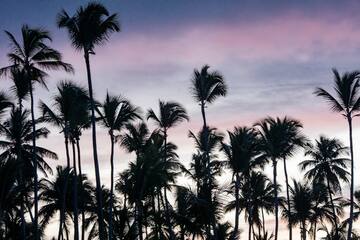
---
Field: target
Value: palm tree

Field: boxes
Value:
[0,25,73,238]
[57,4,120,237]
[279,117,307,240]
[147,100,188,239]
[225,171,275,240]
[221,126,263,238]
[190,64,227,128]
[255,117,300,240]
[300,136,350,237]
[97,93,140,240]
[314,69,360,240]
[288,181,314,240]
[40,81,89,240]
[188,126,224,238]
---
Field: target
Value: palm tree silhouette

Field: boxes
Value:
[0,25,73,238]
[221,126,263,238]
[190,64,227,129]
[300,136,350,238]
[255,117,298,240]
[98,93,140,240]
[314,69,360,240]
[147,100,188,239]
[40,81,89,240]
[57,4,120,238]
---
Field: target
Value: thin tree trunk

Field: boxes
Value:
[273,159,279,240]
[109,132,115,240]
[72,142,79,240]
[347,115,354,240]
[313,222,317,240]
[29,81,39,240]
[163,130,175,240]
[58,132,71,240]
[84,51,105,240]
[248,215,252,240]
[200,101,207,128]
[76,139,86,240]
[326,178,339,238]
[283,157,292,240]
[261,207,266,237]
[233,173,240,239]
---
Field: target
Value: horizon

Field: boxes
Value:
[1,1,360,239]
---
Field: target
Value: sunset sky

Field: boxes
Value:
[1,0,360,238]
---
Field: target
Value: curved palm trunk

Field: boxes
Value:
[28,81,39,240]
[273,159,279,240]
[84,51,105,240]
[347,116,355,240]
[76,139,86,240]
[109,131,115,240]
[233,173,240,239]
[72,142,79,240]
[326,178,339,238]
[283,158,292,240]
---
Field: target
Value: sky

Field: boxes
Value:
[1,0,360,239]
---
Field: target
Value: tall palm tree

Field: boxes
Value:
[40,81,89,240]
[300,136,350,237]
[57,4,120,238]
[0,25,73,238]
[190,64,227,128]
[279,117,307,240]
[98,93,140,240]
[314,69,360,240]
[147,100,189,239]
[221,126,263,238]
[255,117,299,240]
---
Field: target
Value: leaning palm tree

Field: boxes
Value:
[255,117,297,240]
[190,64,227,128]
[57,4,120,238]
[97,93,140,240]
[300,136,350,238]
[0,25,73,238]
[147,100,189,239]
[314,68,360,240]
[221,126,262,238]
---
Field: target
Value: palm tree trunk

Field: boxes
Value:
[273,159,279,240]
[163,130,175,240]
[347,115,354,240]
[76,139,86,240]
[109,132,115,240]
[326,178,339,237]
[59,131,71,240]
[72,142,79,240]
[313,222,317,240]
[84,51,105,240]
[28,80,39,240]
[283,157,292,240]
[248,215,252,240]
[233,173,240,239]
[200,101,207,128]
[261,207,266,237]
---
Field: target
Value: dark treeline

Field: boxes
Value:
[0,2,359,240]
